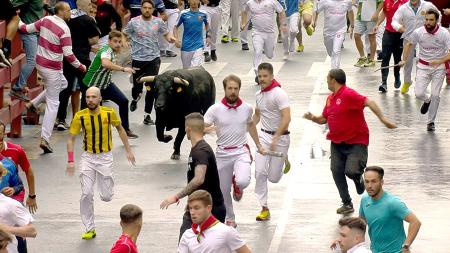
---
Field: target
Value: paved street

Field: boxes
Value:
[11,20,450,253]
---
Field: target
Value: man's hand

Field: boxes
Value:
[430,59,443,68]
[256,144,267,155]
[372,25,378,34]
[398,26,405,33]
[126,151,136,166]
[270,136,279,151]
[26,197,38,214]
[1,187,15,197]
[303,112,314,121]
[79,64,87,73]
[444,8,450,16]
[381,117,397,129]
[330,239,339,250]
[160,195,179,209]
[371,13,378,22]
[174,39,181,48]
[66,162,75,176]
[123,67,135,74]
[398,60,406,67]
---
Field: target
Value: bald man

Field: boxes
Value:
[67,87,136,240]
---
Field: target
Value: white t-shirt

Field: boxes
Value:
[347,242,372,253]
[0,194,34,253]
[244,0,284,33]
[178,222,246,253]
[256,86,290,132]
[204,101,253,149]
[316,0,353,36]
[409,26,450,70]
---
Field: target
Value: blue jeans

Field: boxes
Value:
[15,33,38,91]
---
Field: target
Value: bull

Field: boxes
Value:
[139,67,216,160]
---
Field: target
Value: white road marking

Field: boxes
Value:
[202,62,228,77]
[159,62,172,73]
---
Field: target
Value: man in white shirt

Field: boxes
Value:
[204,74,264,228]
[253,62,291,221]
[178,190,251,253]
[312,0,354,69]
[0,194,37,253]
[330,217,372,253]
[391,0,438,94]
[241,0,288,84]
[399,8,450,131]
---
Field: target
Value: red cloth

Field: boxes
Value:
[192,215,219,242]
[221,97,243,109]
[110,234,138,253]
[1,142,31,175]
[261,79,281,92]
[383,0,408,32]
[322,85,369,146]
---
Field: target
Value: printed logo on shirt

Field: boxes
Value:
[188,156,193,171]
[198,16,203,20]
[336,98,342,105]
[420,10,425,16]
[152,24,158,31]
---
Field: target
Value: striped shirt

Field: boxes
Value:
[83,45,115,89]
[69,106,121,154]
[19,15,82,70]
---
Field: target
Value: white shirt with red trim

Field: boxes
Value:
[409,26,450,70]
[256,86,290,132]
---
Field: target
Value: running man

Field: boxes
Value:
[253,63,291,221]
[311,0,354,69]
[295,0,314,52]
[200,0,222,62]
[399,8,450,131]
[241,0,288,83]
[67,86,136,240]
[204,75,264,228]
[281,0,300,59]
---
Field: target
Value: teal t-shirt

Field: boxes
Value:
[359,191,411,253]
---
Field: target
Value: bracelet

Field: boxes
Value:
[29,194,36,199]
[68,151,74,162]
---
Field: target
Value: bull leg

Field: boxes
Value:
[171,128,186,160]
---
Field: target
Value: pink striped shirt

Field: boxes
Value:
[19,15,82,70]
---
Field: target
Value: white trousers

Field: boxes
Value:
[324,33,345,69]
[79,151,114,231]
[219,0,240,38]
[403,40,415,84]
[252,31,275,75]
[181,48,204,69]
[201,6,221,51]
[159,9,179,52]
[32,66,68,142]
[283,13,300,53]
[415,67,446,124]
[217,147,252,221]
[240,0,250,44]
[255,132,290,207]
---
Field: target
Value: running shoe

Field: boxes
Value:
[354,57,366,67]
[427,122,435,132]
[283,157,291,174]
[378,83,387,93]
[0,49,11,67]
[363,59,375,67]
[305,25,314,36]
[400,82,412,94]
[256,209,270,221]
[225,219,237,228]
[394,78,401,89]
[160,50,166,57]
[221,35,230,43]
[126,130,139,139]
[165,51,177,57]
[9,89,30,102]
[336,204,354,215]
[81,230,96,240]
[296,44,304,52]
[57,121,69,131]
[277,34,282,43]
[204,52,211,62]
[143,114,155,125]
[231,37,239,42]
[211,50,217,61]
[130,99,138,112]
[232,175,243,201]
[420,101,431,114]
[39,138,53,153]
[241,43,249,51]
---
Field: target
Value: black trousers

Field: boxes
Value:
[101,82,130,131]
[381,30,403,85]
[131,58,161,114]
[178,204,226,241]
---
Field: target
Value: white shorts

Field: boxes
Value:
[287,13,300,34]
[354,20,376,35]
[181,48,204,69]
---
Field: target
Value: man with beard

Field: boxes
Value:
[360,166,421,253]
[66,87,136,240]
[203,75,264,228]
[160,113,226,239]
[399,8,450,131]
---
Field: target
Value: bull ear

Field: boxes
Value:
[139,76,156,83]
[173,77,190,86]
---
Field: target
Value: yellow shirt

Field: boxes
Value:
[69,106,121,154]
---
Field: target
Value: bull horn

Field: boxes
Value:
[139,76,156,83]
[173,77,190,86]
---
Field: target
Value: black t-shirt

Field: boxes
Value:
[95,2,122,37]
[0,0,17,21]
[188,140,224,207]
[68,14,100,61]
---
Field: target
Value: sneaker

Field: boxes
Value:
[354,176,365,194]
[256,209,270,221]
[165,50,177,57]
[57,121,69,131]
[221,35,230,43]
[232,175,243,201]
[26,102,38,113]
[378,83,387,93]
[420,101,431,114]
[363,58,375,67]
[427,122,435,132]
[9,89,30,102]
[241,43,249,51]
[81,230,96,240]
[225,219,237,228]
[376,51,383,62]
[277,34,283,43]
[130,99,138,112]
[283,157,291,174]
[126,130,139,139]
[211,50,217,61]
[39,138,53,153]
[160,50,166,57]
[394,78,401,89]
[231,37,239,43]
[305,25,314,36]
[296,44,304,52]
[400,82,412,94]
[204,52,211,62]
[0,49,11,67]
[336,204,354,215]
[143,114,155,125]
[354,57,366,67]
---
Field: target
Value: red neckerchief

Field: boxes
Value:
[261,79,281,92]
[191,215,219,243]
[425,24,439,35]
[221,97,243,109]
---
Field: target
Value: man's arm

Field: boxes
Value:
[391,6,405,32]
[241,11,248,31]
[24,167,37,213]
[176,165,206,199]
[115,125,136,165]
[365,99,397,128]
[101,58,134,74]
[163,32,176,43]
[398,41,413,66]
[348,9,355,39]
[303,112,327,125]
[66,133,77,176]
[0,223,37,238]
[274,107,290,137]
[403,213,421,249]
[372,1,383,22]
[430,52,450,68]
[248,119,264,154]
[236,245,252,253]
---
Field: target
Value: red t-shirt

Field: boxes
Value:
[322,85,369,146]
[1,142,31,174]
[383,0,408,32]
[110,234,138,253]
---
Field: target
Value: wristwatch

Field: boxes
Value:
[402,244,410,251]
[29,194,36,199]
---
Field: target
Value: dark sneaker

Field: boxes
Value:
[211,50,217,61]
[26,102,38,113]
[427,122,435,132]
[57,121,69,131]
[130,99,138,112]
[394,78,401,89]
[165,50,177,57]
[39,138,53,153]
[204,52,211,62]
[421,101,431,114]
[126,130,139,139]
[378,83,387,93]
[143,115,154,125]
[336,204,354,215]
[241,43,249,51]
[9,89,30,102]
[354,176,365,194]
[277,34,282,43]
[160,50,166,57]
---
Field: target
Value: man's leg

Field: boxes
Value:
[131,60,145,112]
[219,0,232,39]
[427,69,445,125]
[217,156,235,222]
[254,136,270,208]
[267,135,290,184]
[353,22,365,59]
[12,33,38,100]
[330,143,353,209]
[331,33,345,69]
[180,51,193,69]
[190,48,205,68]
[403,40,415,84]
[380,30,394,90]
[95,152,114,203]
[343,144,368,195]
[288,13,299,52]
[209,7,221,60]
[57,62,77,127]
[252,32,265,75]
[166,9,180,54]
[143,58,161,120]
[263,32,275,59]
[414,68,431,102]
[230,0,240,39]
[102,83,131,131]
[79,152,97,233]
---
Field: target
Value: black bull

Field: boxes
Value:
[139,67,216,159]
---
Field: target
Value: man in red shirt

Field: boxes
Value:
[0,122,37,214]
[304,69,396,215]
[110,204,142,253]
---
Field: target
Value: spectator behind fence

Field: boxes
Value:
[110,204,143,253]
[0,0,20,67]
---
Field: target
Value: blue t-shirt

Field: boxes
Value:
[359,191,411,253]
[176,9,208,52]
[0,157,23,194]
[285,0,299,17]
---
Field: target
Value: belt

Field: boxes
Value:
[261,129,290,135]
[221,144,253,162]
[419,59,450,78]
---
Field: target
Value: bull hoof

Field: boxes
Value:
[162,135,173,143]
[171,153,181,160]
